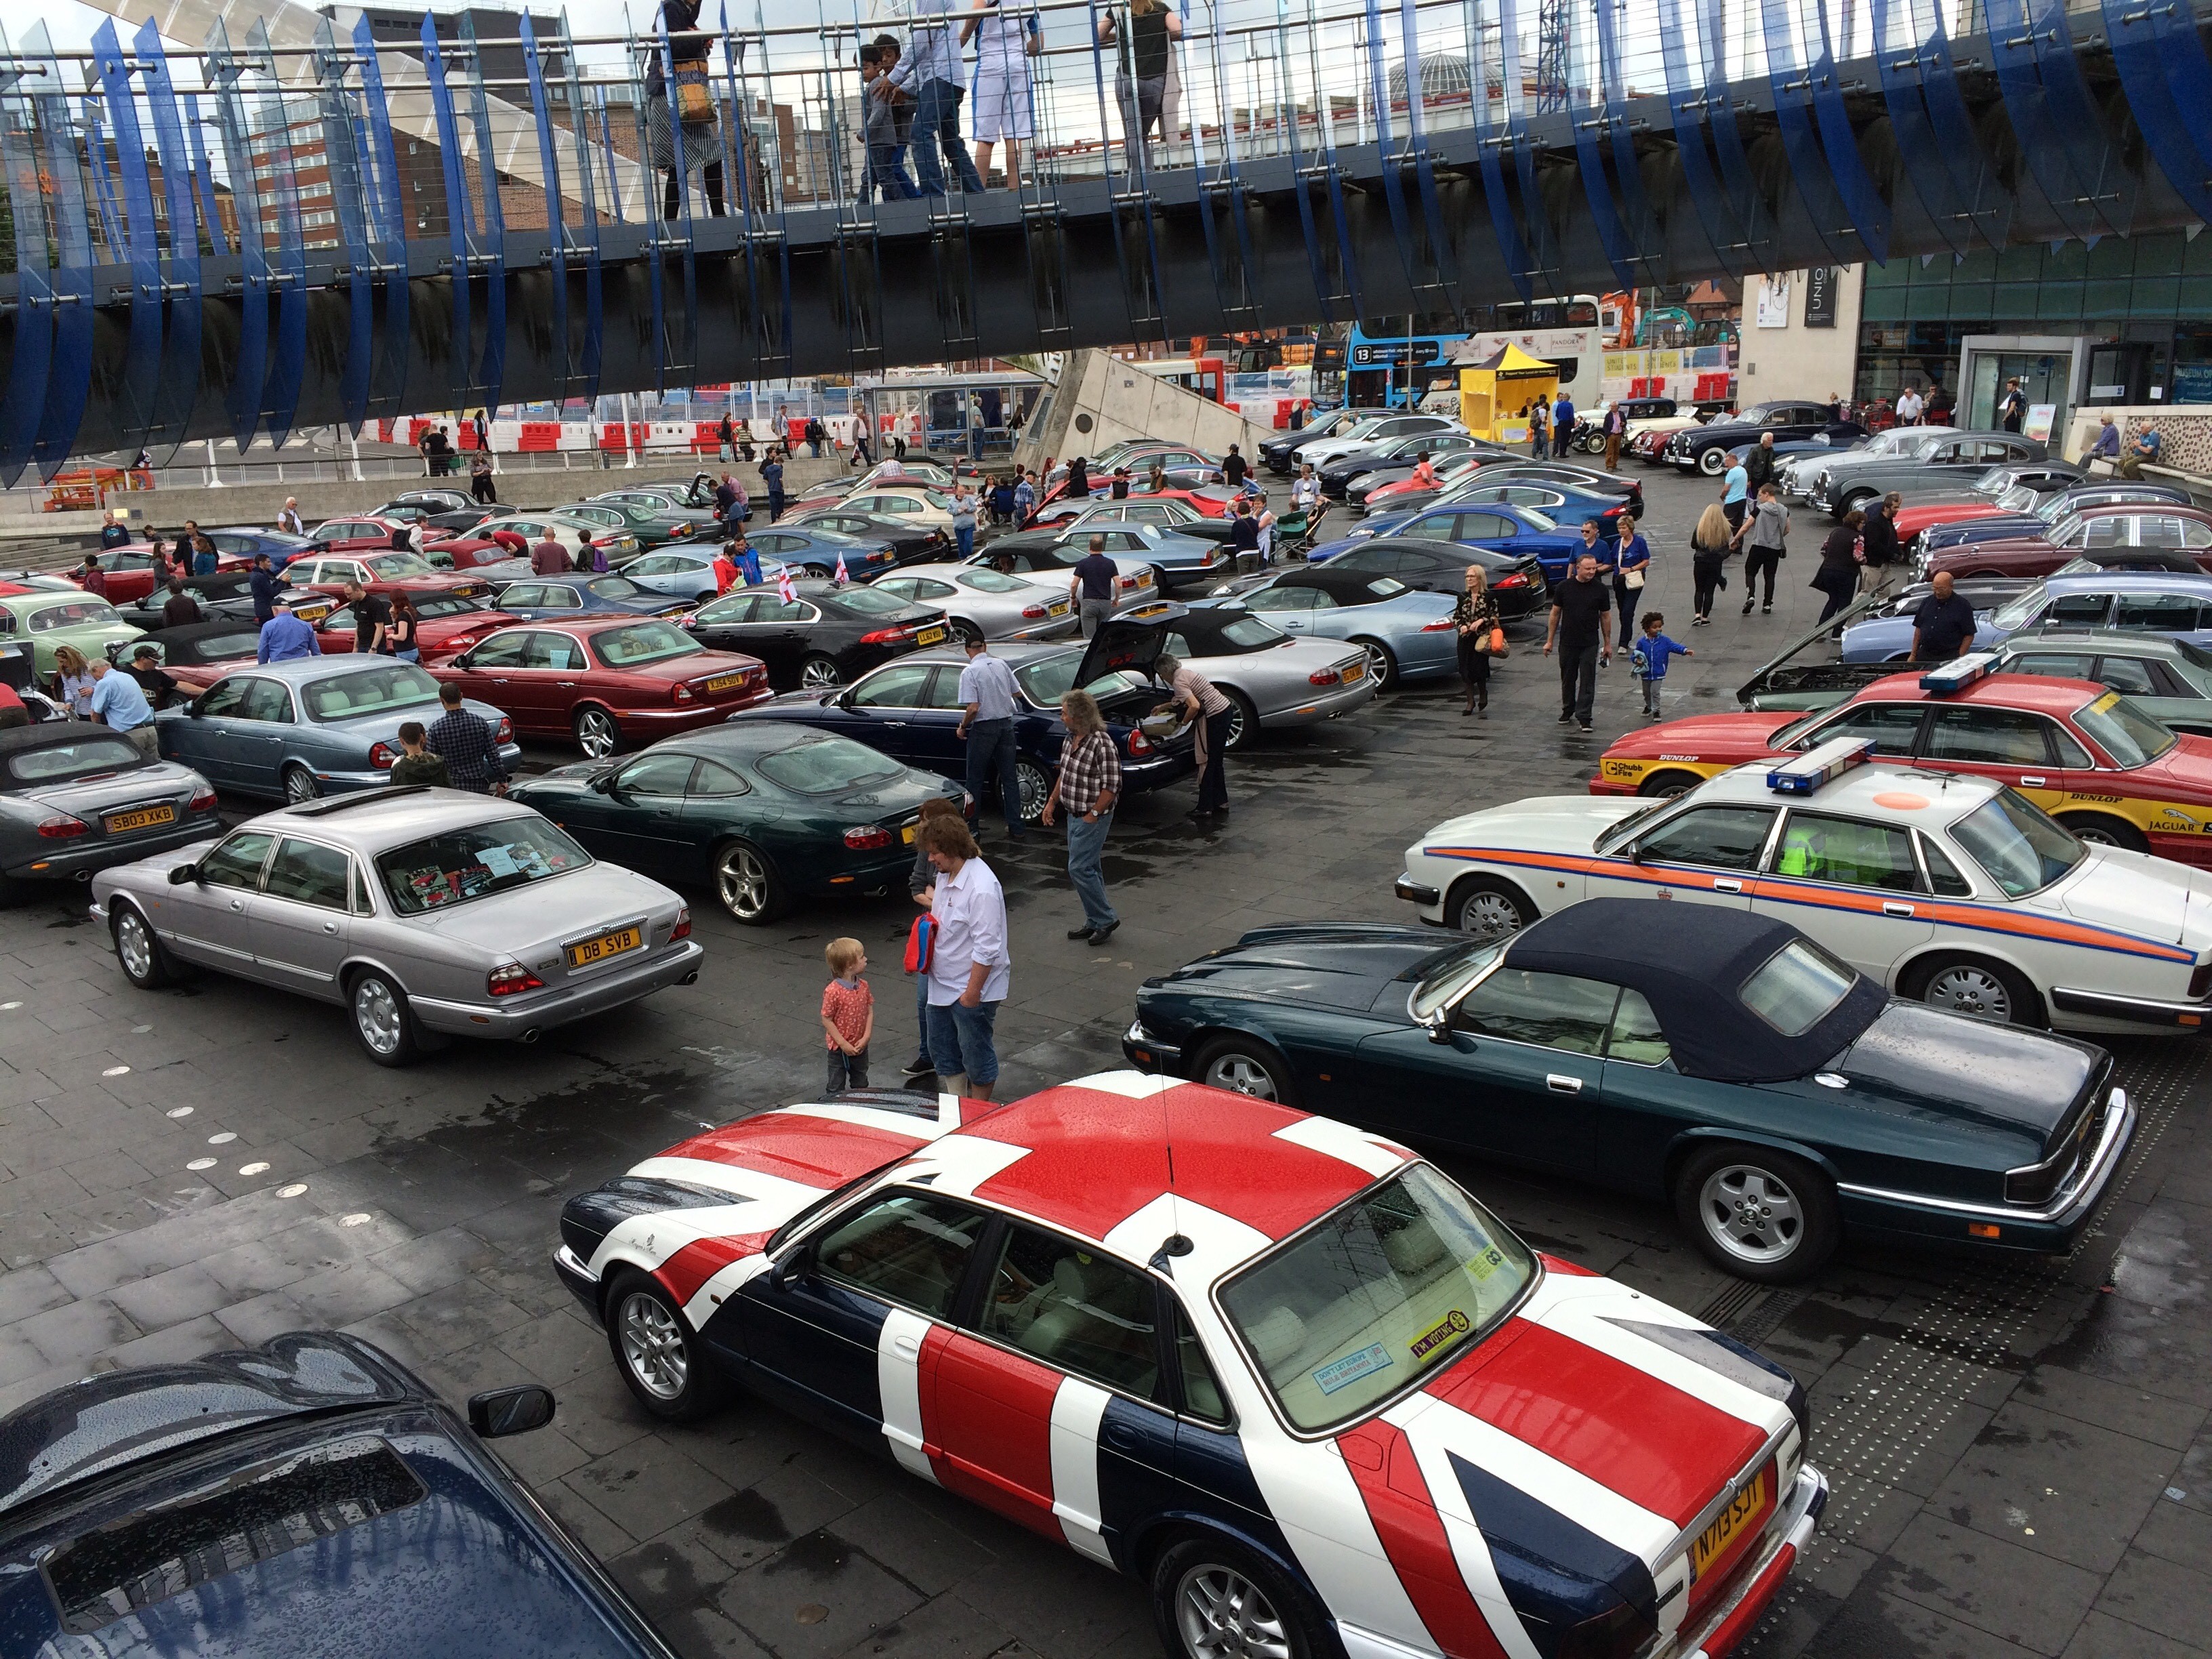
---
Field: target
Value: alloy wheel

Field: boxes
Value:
[618,1291,689,1399]
[575,709,619,759]
[717,844,770,919]
[282,765,320,804]
[353,977,404,1057]
[799,657,842,689]
[1360,640,1392,683]
[1203,1052,1278,1101]
[1923,963,2013,1021]
[1697,1164,1806,1267]
[1174,1564,1292,1659]
[116,911,154,981]
[1017,762,1050,823]
[1455,890,1527,942]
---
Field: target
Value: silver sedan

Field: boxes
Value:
[868,565,1084,643]
[93,789,702,1065]
[1136,604,1376,749]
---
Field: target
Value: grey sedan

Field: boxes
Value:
[0,724,220,904]
[869,565,1084,642]
[1136,603,1375,749]
[157,658,522,805]
[93,790,703,1064]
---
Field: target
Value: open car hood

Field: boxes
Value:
[1073,606,1180,686]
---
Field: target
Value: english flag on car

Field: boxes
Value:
[835,550,850,585]
[777,567,796,602]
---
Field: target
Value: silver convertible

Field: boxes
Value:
[0,723,222,905]
[92,788,703,1064]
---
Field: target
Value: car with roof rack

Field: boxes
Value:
[1398,724,2212,1033]
[555,1073,1824,1655]
[94,786,703,1063]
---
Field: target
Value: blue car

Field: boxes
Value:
[0,1332,682,1659]
[1918,483,2193,556]
[203,527,316,569]
[490,571,694,620]
[1313,500,1591,581]
[1196,565,1460,689]
[157,657,522,804]
[1840,570,2212,663]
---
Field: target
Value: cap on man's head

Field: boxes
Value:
[964,634,987,652]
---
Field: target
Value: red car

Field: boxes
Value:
[285,549,495,605]
[1592,665,2212,866]
[430,615,774,756]
[316,594,526,660]
[1922,504,2212,582]
[55,545,176,606]
[297,514,438,556]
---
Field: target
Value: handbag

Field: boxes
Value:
[672,61,714,124]
[1624,568,1645,590]
[1486,625,1509,658]
[905,913,936,975]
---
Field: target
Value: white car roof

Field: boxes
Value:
[1689,757,2006,821]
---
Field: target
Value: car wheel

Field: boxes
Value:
[1901,954,2044,1027]
[1637,770,1702,798]
[1191,1036,1297,1107]
[949,617,984,648]
[1674,1143,1839,1284]
[2057,812,2148,854]
[1840,490,1876,518]
[112,903,178,989]
[605,1271,733,1422]
[281,763,321,804]
[1150,1534,1330,1659]
[347,968,422,1067]
[798,654,843,690]
[1352,637,1399,691]
[1016,759,1051,825]
[573,705,621,760]
[714,839,785,924]
[802,563,831,579]
[1221,689,1261,753]
[1446,875,1537,942]
[1698,446,1729,476]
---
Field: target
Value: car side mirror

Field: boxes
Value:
[167,863,199,885]
[589,773,617,794]
[467,1384,556,1439]
[1423,1016,1454,1046]
[769,1246,811,1290]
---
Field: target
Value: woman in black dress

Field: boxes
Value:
[1452,563,1502,718]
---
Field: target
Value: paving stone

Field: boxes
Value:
[2093,1550,2212,1650]
[714,1532,925,1659]
[2059,1610,2206,1659]
[1927,1399,2180,1574]
[1884,1514,2102,1656]
[571,1437,740,1538]
[104,1263,237,1335]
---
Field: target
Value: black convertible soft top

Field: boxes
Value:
[1501,898,1885,1082]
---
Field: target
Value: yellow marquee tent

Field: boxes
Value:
[1458,344,1561,443]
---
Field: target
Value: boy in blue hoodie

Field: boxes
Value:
[1632,612,1692,718]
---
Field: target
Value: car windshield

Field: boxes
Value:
[2071,689,2176,766]
[1517,509,1557,532]
[592,621,699,668]
[1990,583,2051,632]
[755,733,905,793]
[1013,653,1149,705]
[1218,1164,1535,1433]
[409,595,482,619]
[1740,939,1857,1035]
[5,734,145,787]
[959,568,1031,594]
[1410,941,1505,1021]
[302,663,443,722]
[829,586,915,616]
[586,576,647,600]
[360,552,440,578]
[376,817,592,914]
[1950,790,2085,895]
[1213,615,1288,649]
[28,601,120,632]
[1997,485,2039,511]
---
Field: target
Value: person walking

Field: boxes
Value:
[1528,398,1549,459]
[1603,402,1626,471]
[950,483,979,560]
[255,604,322,664]
[820,938,874,1094]
[341,579,393,655]
[857,37,918,201]
[1910,571,1980,661]
[1814,510,1864,631]
[1610,513,1649,646]
[1100,0,1179,174]
[426,684,509,794]
[956,635,1024,838]
[920,816,1010,1101]
[77,555,108,600]
[1860,492,1901,598]
[717,412,737,462]
[1742,432,1778,495]
[1041,688,1120,945]
[249,553,281,624]
[963,0,1040,188]
[882,0,986,197]
[388,721,451,787]
[1452,562,1501,718]
[472,409,491,455]
[1221,444,1248,490]
[1227,500,1261,571]
[85,658,157,756]
[188,526,219,577]
[644,0,729,220]
[1631,613,1692,720]
[1544,554,1612,733]
[762,452,785,520]
[1998,376,2028,434]
[1158,651,1232,819]
[387,592,422,663]
[900,797,965,1078]
[1721,451,1750,534]
[1688,503,1731,628]
[1735,483,1789,615]
[1012,469,1036,526]
[1292,462,1322,518]
[275,498,305,537]
[1070,534,1117,638]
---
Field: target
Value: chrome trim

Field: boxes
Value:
[1838,1086,2133,1225]
[1681,1465,1828,1659]
[2049,985,2212,1023]
[554,1242,598,1286]
[1122,1017,1183,1065]
[1663,1420,1796,1570]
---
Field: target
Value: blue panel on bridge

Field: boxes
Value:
[205,23,268,454]
[1698,0,1775,271]
[2149,0,2212,190]
[246,20,308,449]
[30,22,96,480]
[0,30,56,489]
[1985,0,2102,242]
[136,22,205,467]
[354,15,410,425]
[1803,0,1891,262]
[313,18,373,436]
[2026,0,2134,236]
[1758,0,1858,267]
[1593,0,1660,283]
[461,14,508,419]
[92,20,164,455]
[518,13,575,407]
[1872,0,1974,255]
[1656,0,1746,276]
[421,20,476,411]
[2099,0,2211,224]
[567,11,607,404]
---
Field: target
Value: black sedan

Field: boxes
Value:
[374,489,478,520]
[1317,537,1549,618]
[1315,431,1495,497]
[682,578,951,690]
[552,499,716,550]
[1666,401,1866,476]
[0,1332,680,1658]
[781,505,950,565]
[726,615,1196,824]
[510,723,976,922]
[112,573,335,632]
[495,572,695,621]
[1123,900,2134,1283]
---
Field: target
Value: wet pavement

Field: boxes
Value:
[0,462,2207,1659]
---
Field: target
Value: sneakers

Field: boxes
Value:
[1067,924,1096,939]
[1557,710,1575,722]
[1742,598,1754,615]
[1578,722,1592,733]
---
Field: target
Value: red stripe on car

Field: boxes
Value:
[928,1334,1065,1539]
[664,1114,931,1188]
[656,1231,769,1305]
[1338,1420,1515,1659]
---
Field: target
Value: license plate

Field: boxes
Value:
[1691,1469,1771,1583]
[1047,602,1069,617]
[105,804,176,834]
[566,924,642,969]
[706,673,746,692]
[916,626,946,645]
[1342,661,1366,680]
[901,824,918,844]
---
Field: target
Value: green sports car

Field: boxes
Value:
[1122,898,2134,1283]
[0,590,144,677]
[507,721,972,923]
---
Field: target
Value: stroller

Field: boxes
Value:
[1275,502,1330,560]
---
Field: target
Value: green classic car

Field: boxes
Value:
[1122,899,2134,1282]
[506,721,972,923]
[555,499,716,550]
[0,590,144,677]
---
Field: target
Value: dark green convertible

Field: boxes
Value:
[1122,899,2134,1282]
[508,722,970,923]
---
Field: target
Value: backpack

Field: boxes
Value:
[905,914,937,975]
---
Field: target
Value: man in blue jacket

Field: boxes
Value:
[248,554,282,623]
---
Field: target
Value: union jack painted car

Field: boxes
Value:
[555,1076,1824,1659]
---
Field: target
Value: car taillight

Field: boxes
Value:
[487,962,544,997]
[859,626,913,644]
[1021,604,1050,619]
[1495,572,1530,588]
[495,716,514,742]
[674,684,695,701]
[1420,619,1456,632]
[37,814,89,839]
[1309,668,1342,685]
[369,742,397,769]
[671,906,692,941]
[1126,729,1154,757]
[843,825,895,849]
[188,788,218,814]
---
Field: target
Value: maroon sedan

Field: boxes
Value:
[316,593,526,661]
[1923,503,2212,581]
[285,548,495,605]
[428,616,774,756]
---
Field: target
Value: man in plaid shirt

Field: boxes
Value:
[1040,689,1120,945]
[426,685,510,794]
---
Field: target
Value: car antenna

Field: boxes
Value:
[1149,1089,1193,1275]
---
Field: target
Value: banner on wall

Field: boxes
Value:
[1756,277,1792,329]
[1805,266,1839,328]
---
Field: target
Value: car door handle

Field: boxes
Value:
[1547,1074,1584,1094]
[893,1334,920,1357]
[1713,878,1744,893]
[2020,775,2046,786]
[1103,1420,1139,1450]
[323,922,340,934]
[1883,901,1916,918]
[228,900,245,912]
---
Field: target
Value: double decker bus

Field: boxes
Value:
[1350,297,1605,413]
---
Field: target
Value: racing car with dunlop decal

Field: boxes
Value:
[1589,657,2212,869]
[1397,737,2212,1035]
[554,1079,1825,1659]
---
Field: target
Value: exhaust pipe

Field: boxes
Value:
[75,870,93,882]
[680,970,699,985]
[518,1028,541,1045]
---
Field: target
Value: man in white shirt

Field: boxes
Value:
[880,0,984,197]
[956,636,1025,839]
[1895,385,1924,426]
[920,817,1011,1099]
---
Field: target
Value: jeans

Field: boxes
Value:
[1693,555,1725,619]
[965,717,1023,833]
[1641,676,1664,716]
[1558,640,1600,724]
[826,1046,869,1094]
[910,77,983,195]
[1196,708,1231,812]
[767,490,784,523]
[955,524,976,559]
[1532,431,1549,458]
[927,998,1000,1087]
[1114,69,1166,173]
[911,975,931,1067]
[1065,808,1117,931]
[1612,575,1639,647]
[1724,498,1746,534]
[1743,547,1781,608]
[1079,596,1112,638]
